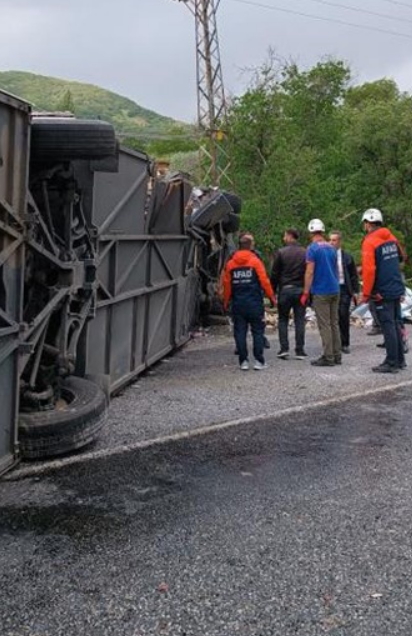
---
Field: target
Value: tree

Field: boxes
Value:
[226,56,412,273]
[341,85,412,260]
[56,88,75,113]
[227,57,351,256]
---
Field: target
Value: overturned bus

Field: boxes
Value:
[0,89,240,473]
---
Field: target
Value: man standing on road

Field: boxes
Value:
[241,232,271,350]
[222,234,276,371]
[271,228,307,360]
[301,219,341,367]
[329,230,359,354]
[361,208,405,373]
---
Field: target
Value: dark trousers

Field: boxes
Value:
[339,286,352,347]
[278,287,306,352]
[233,307,265,364]
[375,299,405,368]
[369,300,381,331]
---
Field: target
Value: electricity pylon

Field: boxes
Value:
[174,0,232,188]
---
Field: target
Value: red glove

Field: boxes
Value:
[300,292,309,307]
[373,293,383,303]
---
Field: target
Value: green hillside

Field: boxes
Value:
[0,70,191,137]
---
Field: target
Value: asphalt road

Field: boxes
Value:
[13,325,411,470]
[2,384,412,636]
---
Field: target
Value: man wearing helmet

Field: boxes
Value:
[301,219,341,366]
[361,208,405,373]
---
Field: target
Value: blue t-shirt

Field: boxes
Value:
[306,241,339,295]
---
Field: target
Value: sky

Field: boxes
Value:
[1,0,412,123]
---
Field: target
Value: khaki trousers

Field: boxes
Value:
[312,294,341,361]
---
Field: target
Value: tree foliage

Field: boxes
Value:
[56,89,75,114]
[227,58,412,271]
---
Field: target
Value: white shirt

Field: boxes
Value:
[337,248,345,285]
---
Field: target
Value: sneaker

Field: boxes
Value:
[341,346,350,354]
[264,337,271,349]
[295,350,308,360]
[399,361,407,370]
[310,356,335,367]
[277,350,289,359]
[240,360,249,371]
[253,360,268,370]
[334,356,342,365]
[372,363,399,374]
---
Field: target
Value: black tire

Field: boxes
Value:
[19,376,107,460]
[222,191,242,215]
[30,118,117,162]
[222,211,240,234]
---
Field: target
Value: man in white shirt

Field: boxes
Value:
[329,231,360,354]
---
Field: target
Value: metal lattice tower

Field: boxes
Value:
[175,0,232,187]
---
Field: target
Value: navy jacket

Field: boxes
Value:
[222,249,275,313]
[362,227,404,300]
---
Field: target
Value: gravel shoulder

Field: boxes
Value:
[7,322,411,478]
[92,323,411,450]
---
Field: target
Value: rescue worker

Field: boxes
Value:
[222,234,276,370]
[329,230,359,354]
[270,228,307,359]
[239,232,271,350]
[301,219,341,366]
[361,208,405,373]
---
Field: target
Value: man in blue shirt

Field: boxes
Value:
[300,219,341,366]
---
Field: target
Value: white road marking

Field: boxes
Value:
[5,379,412,481]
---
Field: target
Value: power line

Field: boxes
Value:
[379,0,412,9]
[303,0,412,25]
[228,0,412,40]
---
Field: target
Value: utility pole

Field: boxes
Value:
[174,0,232,188]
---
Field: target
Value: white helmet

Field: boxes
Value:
[307,218,325,233]
[362,208,383,224]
